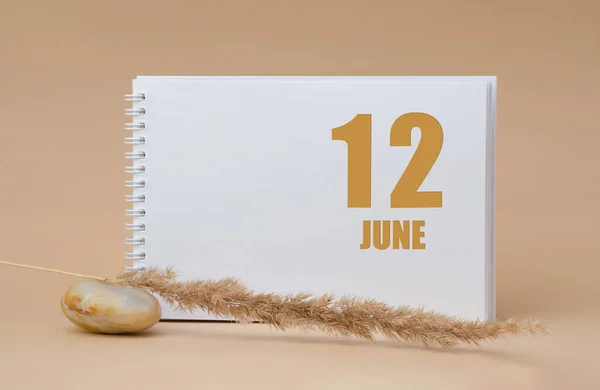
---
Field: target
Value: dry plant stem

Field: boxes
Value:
[0,260,107,282]
[117,266,550,348]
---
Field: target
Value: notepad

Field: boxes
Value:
[123,76,496,321]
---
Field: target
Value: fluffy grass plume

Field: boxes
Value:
[116,266,550,348]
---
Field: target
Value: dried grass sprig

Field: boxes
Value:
[116,266,550,348]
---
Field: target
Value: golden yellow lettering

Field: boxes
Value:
[392,220,410,249]
[390,113,443,208]
[360,220,371,249]
[331,114,372,208]
[372,220,391,250]
[412,220,426,249]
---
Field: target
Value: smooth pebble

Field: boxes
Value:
[61,279,161,334]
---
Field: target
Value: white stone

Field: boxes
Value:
[61,279,161,334]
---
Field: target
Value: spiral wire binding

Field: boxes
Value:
[124,93,146,270]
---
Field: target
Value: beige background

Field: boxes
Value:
[1,1,599,389]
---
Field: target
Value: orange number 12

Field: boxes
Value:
[332,113,444,209]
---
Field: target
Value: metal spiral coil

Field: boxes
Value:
[125,194,145,202]
[124,92,146,270]
[125,122,145,131]
[125,252,146,261]
[125,208,146,217]
[125,165,145,174]
[124,93,145,102]
[125,136,145,145]
[125,237,146,246]
[125,151,145,159]
[125,107,145,116]
[125,222,145,231]
[125,179,146,188]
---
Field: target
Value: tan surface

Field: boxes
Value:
[1,0,599,388]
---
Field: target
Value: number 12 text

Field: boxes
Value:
[332,112,444,250]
